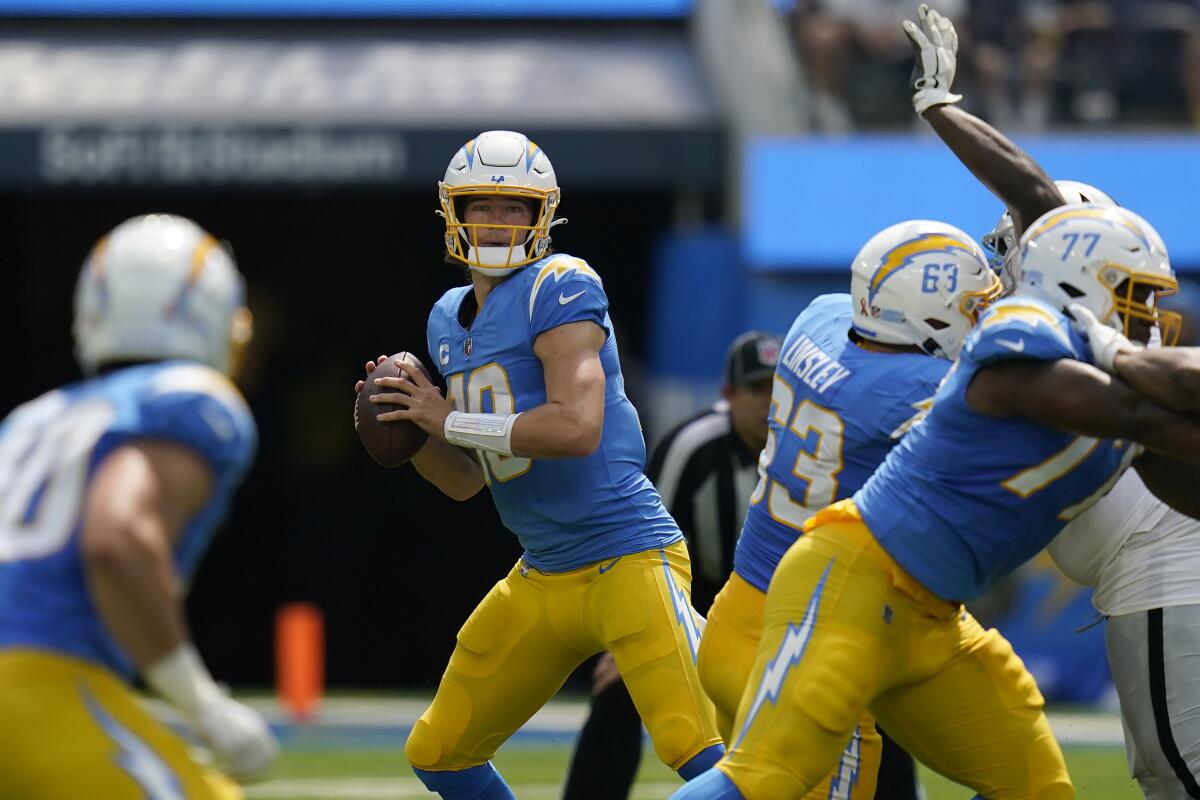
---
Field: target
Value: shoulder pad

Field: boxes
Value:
[142,364,256,473]
[965,301,1080,365]
[527,255,603,322]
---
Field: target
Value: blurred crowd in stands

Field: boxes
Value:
[784,0,1200,131]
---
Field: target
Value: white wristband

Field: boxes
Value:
[143,643,221,717]
[444,411,521,457]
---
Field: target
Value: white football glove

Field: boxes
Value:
[1068,303,1141,373]
[903,4,963,115]
[144,644,280,781]
[193,692,280,781]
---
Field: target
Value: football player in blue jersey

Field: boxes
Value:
[359,130,723,799]
[672,9,1200,796]
[694,219,1000,800]
[671,200,1200,798]
[0,214,277,799]
[903,3,1200,515]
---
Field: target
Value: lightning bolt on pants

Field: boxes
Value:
[405,541,722,779]
[0,650,241,800]
[698,571,881,799]
[717,502,1073,800]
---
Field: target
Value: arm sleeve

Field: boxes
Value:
[529,275,609,340]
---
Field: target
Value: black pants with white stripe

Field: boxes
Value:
[1108,606,1200,799]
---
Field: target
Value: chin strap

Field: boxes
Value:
[444,411,521,457]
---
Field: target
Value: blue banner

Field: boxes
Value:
[744,134,1200,270]
[0,0,689,15]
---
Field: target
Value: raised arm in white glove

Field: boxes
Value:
[903,4,963,115]
[1068,303,1140,373]
[144,644,280,781]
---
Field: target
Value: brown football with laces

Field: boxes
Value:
[354,352,431,468]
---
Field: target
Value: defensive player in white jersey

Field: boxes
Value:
[0,214,277,799]
[358,131,722,799]
[1052,468,1200,799]
[1046,236,1200,800]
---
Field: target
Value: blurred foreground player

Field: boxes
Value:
[697,220,1000,800]
[360,130,722,799]
[0,214,277,799]
[563,330,779,800]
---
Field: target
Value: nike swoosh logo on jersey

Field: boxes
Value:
[996,338,1025,353]
[598,556,623,574]
[559,290,586,305]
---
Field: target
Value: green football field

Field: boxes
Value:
[247,740,1141,799]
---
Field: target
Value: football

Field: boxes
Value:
[354,352,431,468]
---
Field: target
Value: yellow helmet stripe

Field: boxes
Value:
[869,233,976,299]
[1029,207,1148,248]
[87,235,111,279]
[187,234,220,286]
[165,234,220,318]
[979,303,1059,329]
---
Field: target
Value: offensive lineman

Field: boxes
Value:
[906,15,1200,792]
[675,208,1200,800]
[696,220,1000,800]
[359,131,723,799]
[0,214,278,799]
[673,7,1200,797]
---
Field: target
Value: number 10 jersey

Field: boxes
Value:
[426,253,681,573]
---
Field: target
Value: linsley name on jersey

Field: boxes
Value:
[779,334,852,395]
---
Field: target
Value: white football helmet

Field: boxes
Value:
[983,180,1118,292]
[1017,203,1176,345]
[851,220,1001,360]
[73,214,252,376]
[438,130,564,276]
[1015,204,1179,344]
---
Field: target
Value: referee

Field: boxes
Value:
[562,331,777,800]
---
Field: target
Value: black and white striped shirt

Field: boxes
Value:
[647,400,759,614]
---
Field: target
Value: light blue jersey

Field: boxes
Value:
[427,253,682,572]
[734,294,950,592]
[0,361,256,679]
[857,296,1137,602]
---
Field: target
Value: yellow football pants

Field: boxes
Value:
[699,571,880,799]
[405,541,722,773]
[0,648,242,800]
[720,501,1072,800]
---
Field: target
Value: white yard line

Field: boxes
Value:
[189,696,1128,746]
